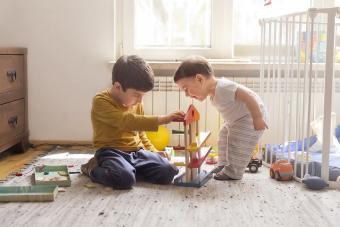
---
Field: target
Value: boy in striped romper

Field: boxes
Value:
[174,56,268,180]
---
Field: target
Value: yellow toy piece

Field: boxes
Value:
[206,149,218,165]
[146,125,170,151]
[208,149,218,158]
[251,144,260,157]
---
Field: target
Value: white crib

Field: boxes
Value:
[260,7,340,188]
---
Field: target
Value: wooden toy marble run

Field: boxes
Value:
[173,104,213,187]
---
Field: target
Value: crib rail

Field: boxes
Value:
[260,7,340,188]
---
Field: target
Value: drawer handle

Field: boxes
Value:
[6,70,17,82]
[8,116,18,128]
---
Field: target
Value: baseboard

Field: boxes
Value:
[30,140,92,146]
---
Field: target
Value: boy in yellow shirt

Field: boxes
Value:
[81,55,184,189]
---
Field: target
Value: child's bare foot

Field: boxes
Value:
[211,165,224,173]
[213,171,236,181]
[81,157,97,176]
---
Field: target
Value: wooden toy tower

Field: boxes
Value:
[173,104,213,187]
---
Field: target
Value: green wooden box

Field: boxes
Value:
[0,185,58,202]
[34,165,71,187]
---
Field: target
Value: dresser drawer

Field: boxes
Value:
[0,55,24,95]
[0,99,25,139]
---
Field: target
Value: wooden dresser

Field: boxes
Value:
[0,48,28,153]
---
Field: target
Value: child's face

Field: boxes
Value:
[117,86,146,108]
[176,75,208,101]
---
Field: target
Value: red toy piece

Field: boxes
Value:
[264,0,272,6]
[270,159,293,181]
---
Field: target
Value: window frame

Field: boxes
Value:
[115,0,233,60]
[113,0,334,61]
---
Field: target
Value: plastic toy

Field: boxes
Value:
[247,157,262,173]
[302,174,329,190]
[247,144,262,173]
[172,105,213,187]
[270,159,293,181]
[206,150,218,165]
[164,147,174,159]
[146,125,170,151]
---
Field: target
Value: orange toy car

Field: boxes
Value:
[270,159,293,181]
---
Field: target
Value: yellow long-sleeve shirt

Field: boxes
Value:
[91,89,159,152]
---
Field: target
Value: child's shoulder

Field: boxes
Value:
[92,90,120,109]
[93,90,110,101]
[216,77,237,91]
[217,77,235,86]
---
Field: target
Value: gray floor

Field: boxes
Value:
[0,152,339,227]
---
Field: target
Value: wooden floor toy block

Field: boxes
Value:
[34,165,71,187]
[174,170,213,188]
[0,185,58,202]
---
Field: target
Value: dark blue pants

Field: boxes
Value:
[89,148,179,189]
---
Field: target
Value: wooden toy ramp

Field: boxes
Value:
[173,105,214,187]
[174,146,214,188]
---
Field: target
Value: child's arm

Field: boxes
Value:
[139,131,158,152]
[235,87,268,130]
[157,111,186,124]
[93,98,185,131]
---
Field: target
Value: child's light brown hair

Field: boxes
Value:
[174,56,214,82]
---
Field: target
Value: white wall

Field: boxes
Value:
[0,0,114,141]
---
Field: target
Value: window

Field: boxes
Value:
[234,0,311,46]
[115,0,334,61]
[117,0,232,60]
[134,0,211,48]
[233,0,311,58]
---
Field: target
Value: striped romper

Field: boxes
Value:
[211,78,268,180]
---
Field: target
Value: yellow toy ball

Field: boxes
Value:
[146,125,170,151]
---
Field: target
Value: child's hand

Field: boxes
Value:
[158,111,185,124]
[253,117,268,130]
[169,111,185,122]
[156,151,170,160]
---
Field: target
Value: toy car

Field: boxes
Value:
[247,157,262,173]
[270,159,293,181]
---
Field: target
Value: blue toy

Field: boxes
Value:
[336,125,340,143]
[302,174,329,190]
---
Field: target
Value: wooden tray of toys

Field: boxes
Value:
[34,165,71,187]
[0,185,58,202]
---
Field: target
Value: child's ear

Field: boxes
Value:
[113,82,122,91]
[196,74,205,84]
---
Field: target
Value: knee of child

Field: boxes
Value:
[157,163,179,184]
[115,168,136,189]
[99,167,135,189]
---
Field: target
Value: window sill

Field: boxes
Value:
[109,59,261,75]
[109,59,340,78]
[147,59,260,71]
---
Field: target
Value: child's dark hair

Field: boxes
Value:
[174,56,213,82]
[112,55,154,91]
